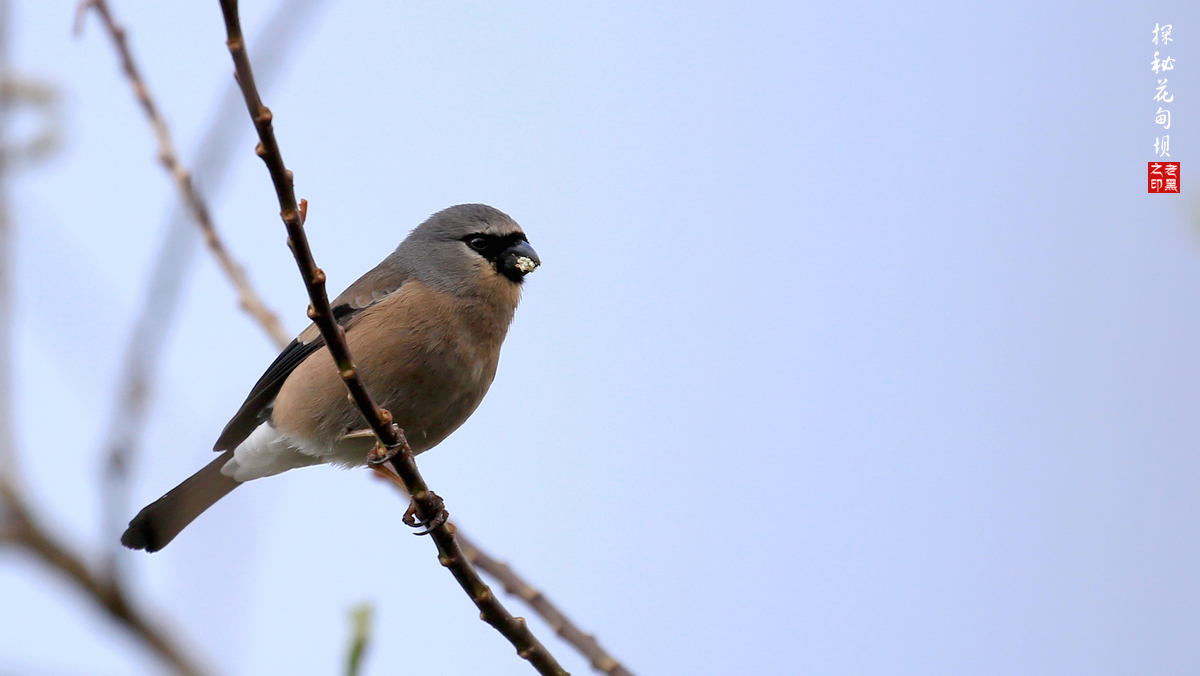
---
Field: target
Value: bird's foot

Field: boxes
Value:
[403,492,447,536]
[366,440,399,467]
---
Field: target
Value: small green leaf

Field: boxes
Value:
[344,602,375,676]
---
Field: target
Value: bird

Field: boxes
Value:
[121,203,540,552]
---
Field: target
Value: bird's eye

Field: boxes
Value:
[467,236,489,251]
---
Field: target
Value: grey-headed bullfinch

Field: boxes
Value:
[122,203,539,552]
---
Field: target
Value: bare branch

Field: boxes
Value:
[460,533,636,676]
[77,0,289,348]
[0,480,212,676]
[369,471,636,676]
[0,4,210,668]
[215,2,569,673]
[0,0,15,481]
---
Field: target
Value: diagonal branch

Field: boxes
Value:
[0,480,212,676]
[375,468,638,676]
[459,532,636,676]
[76,0,289,349]
[215,1,569,674]
[0,6,212,673]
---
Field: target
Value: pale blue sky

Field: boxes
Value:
[2,1,1198,675]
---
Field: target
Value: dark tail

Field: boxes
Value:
[121,451,241,552]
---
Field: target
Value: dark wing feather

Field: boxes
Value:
[213,254,412,451]
[212,335,326,451]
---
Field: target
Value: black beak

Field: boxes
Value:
[499,240,541,282]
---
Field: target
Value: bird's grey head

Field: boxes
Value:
[395,204,540,296]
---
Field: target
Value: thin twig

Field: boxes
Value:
[459,533,636,676]
[0,8,209,670]
[371,469,637,676]
[76,0,289,349]
[0,480,211,676]
[0,0,14,481]
[215,2,569,673]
